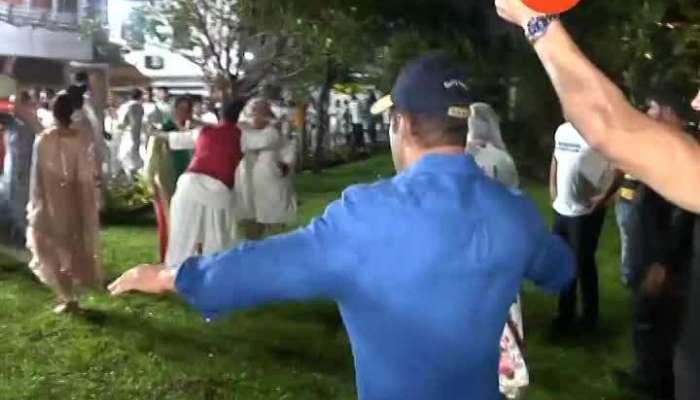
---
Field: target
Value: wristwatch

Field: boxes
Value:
[525,14,559,44]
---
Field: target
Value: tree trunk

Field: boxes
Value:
[313,58,335,174]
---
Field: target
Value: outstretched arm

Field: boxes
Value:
[109,199,356,319]
[168,128,200,150]
[495,0,700,213]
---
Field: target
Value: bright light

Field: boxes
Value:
[108,0,139,42]
[244,52,255,61]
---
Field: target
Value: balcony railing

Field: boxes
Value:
[0,0,106,31]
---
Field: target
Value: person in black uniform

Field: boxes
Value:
[615,83,696,400]
[674,87,700,400]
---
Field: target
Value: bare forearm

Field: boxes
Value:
[532,21,700,212]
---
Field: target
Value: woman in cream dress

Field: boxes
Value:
[235,99,297,239]
[26,94,102,314]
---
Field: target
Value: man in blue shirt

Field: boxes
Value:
[110,53,575,400]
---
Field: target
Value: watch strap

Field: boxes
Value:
[525,14,560,44]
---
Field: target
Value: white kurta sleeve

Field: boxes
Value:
[168,128,200,150]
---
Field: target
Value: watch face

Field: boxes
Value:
[528,18,546,36]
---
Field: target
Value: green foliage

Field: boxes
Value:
[127,0,303,98]
[370,28,478,92]
[568,0,699,103]
[121,7,148,49]
[493,0,700,177]
[274,1,384,93]
[105,177,154,214]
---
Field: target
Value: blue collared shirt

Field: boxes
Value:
[176,154,575,400]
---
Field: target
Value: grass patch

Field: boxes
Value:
[0,153,634,399]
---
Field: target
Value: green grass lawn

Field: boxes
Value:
[0,152,635,399]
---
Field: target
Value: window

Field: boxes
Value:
[56,0,77,13]
[145,56,164,70]
[82,0,107,20]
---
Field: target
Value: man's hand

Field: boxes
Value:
[589,193,612,211]
[642,263,668,297]
[108,264,176,296]
[495,0,543,27]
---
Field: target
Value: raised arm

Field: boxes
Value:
[168,128,200,150]
[495,0,700,213]
[241,125,281,152]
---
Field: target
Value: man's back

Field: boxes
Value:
[333,155,573,399]
[174,154,574,400]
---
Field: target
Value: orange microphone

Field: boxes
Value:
[522,0,581,14]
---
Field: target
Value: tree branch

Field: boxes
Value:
[190,1,226,75]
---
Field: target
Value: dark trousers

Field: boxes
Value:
[675,351,699,400]
[632,291,681,399]
[367,121,377,145]
[553,207,607,326]
[351,124,365,149]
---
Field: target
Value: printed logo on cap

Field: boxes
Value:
[523,0,581,14]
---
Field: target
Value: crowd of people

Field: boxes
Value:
[2,0,700,399]
[0,78,299,312]
[311,93,387,152]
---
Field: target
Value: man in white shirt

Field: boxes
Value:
[36,90,54,129]
[550,122,617,331]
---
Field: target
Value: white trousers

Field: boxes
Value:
[165,173,237,268]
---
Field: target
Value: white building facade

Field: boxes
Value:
[0,0,104,61]
[108,0,207,95]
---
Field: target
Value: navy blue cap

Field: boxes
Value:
[371,52,473,119]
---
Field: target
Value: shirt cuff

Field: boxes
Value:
[174,257,223,321]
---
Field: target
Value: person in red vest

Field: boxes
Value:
[164,100,246,268]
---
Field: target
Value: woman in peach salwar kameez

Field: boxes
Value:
[26,94,102,313]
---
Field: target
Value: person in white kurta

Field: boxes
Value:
[117,90,145,180]
[466,102,527,399]
[235,99,297,238]
[104,97,124,182]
